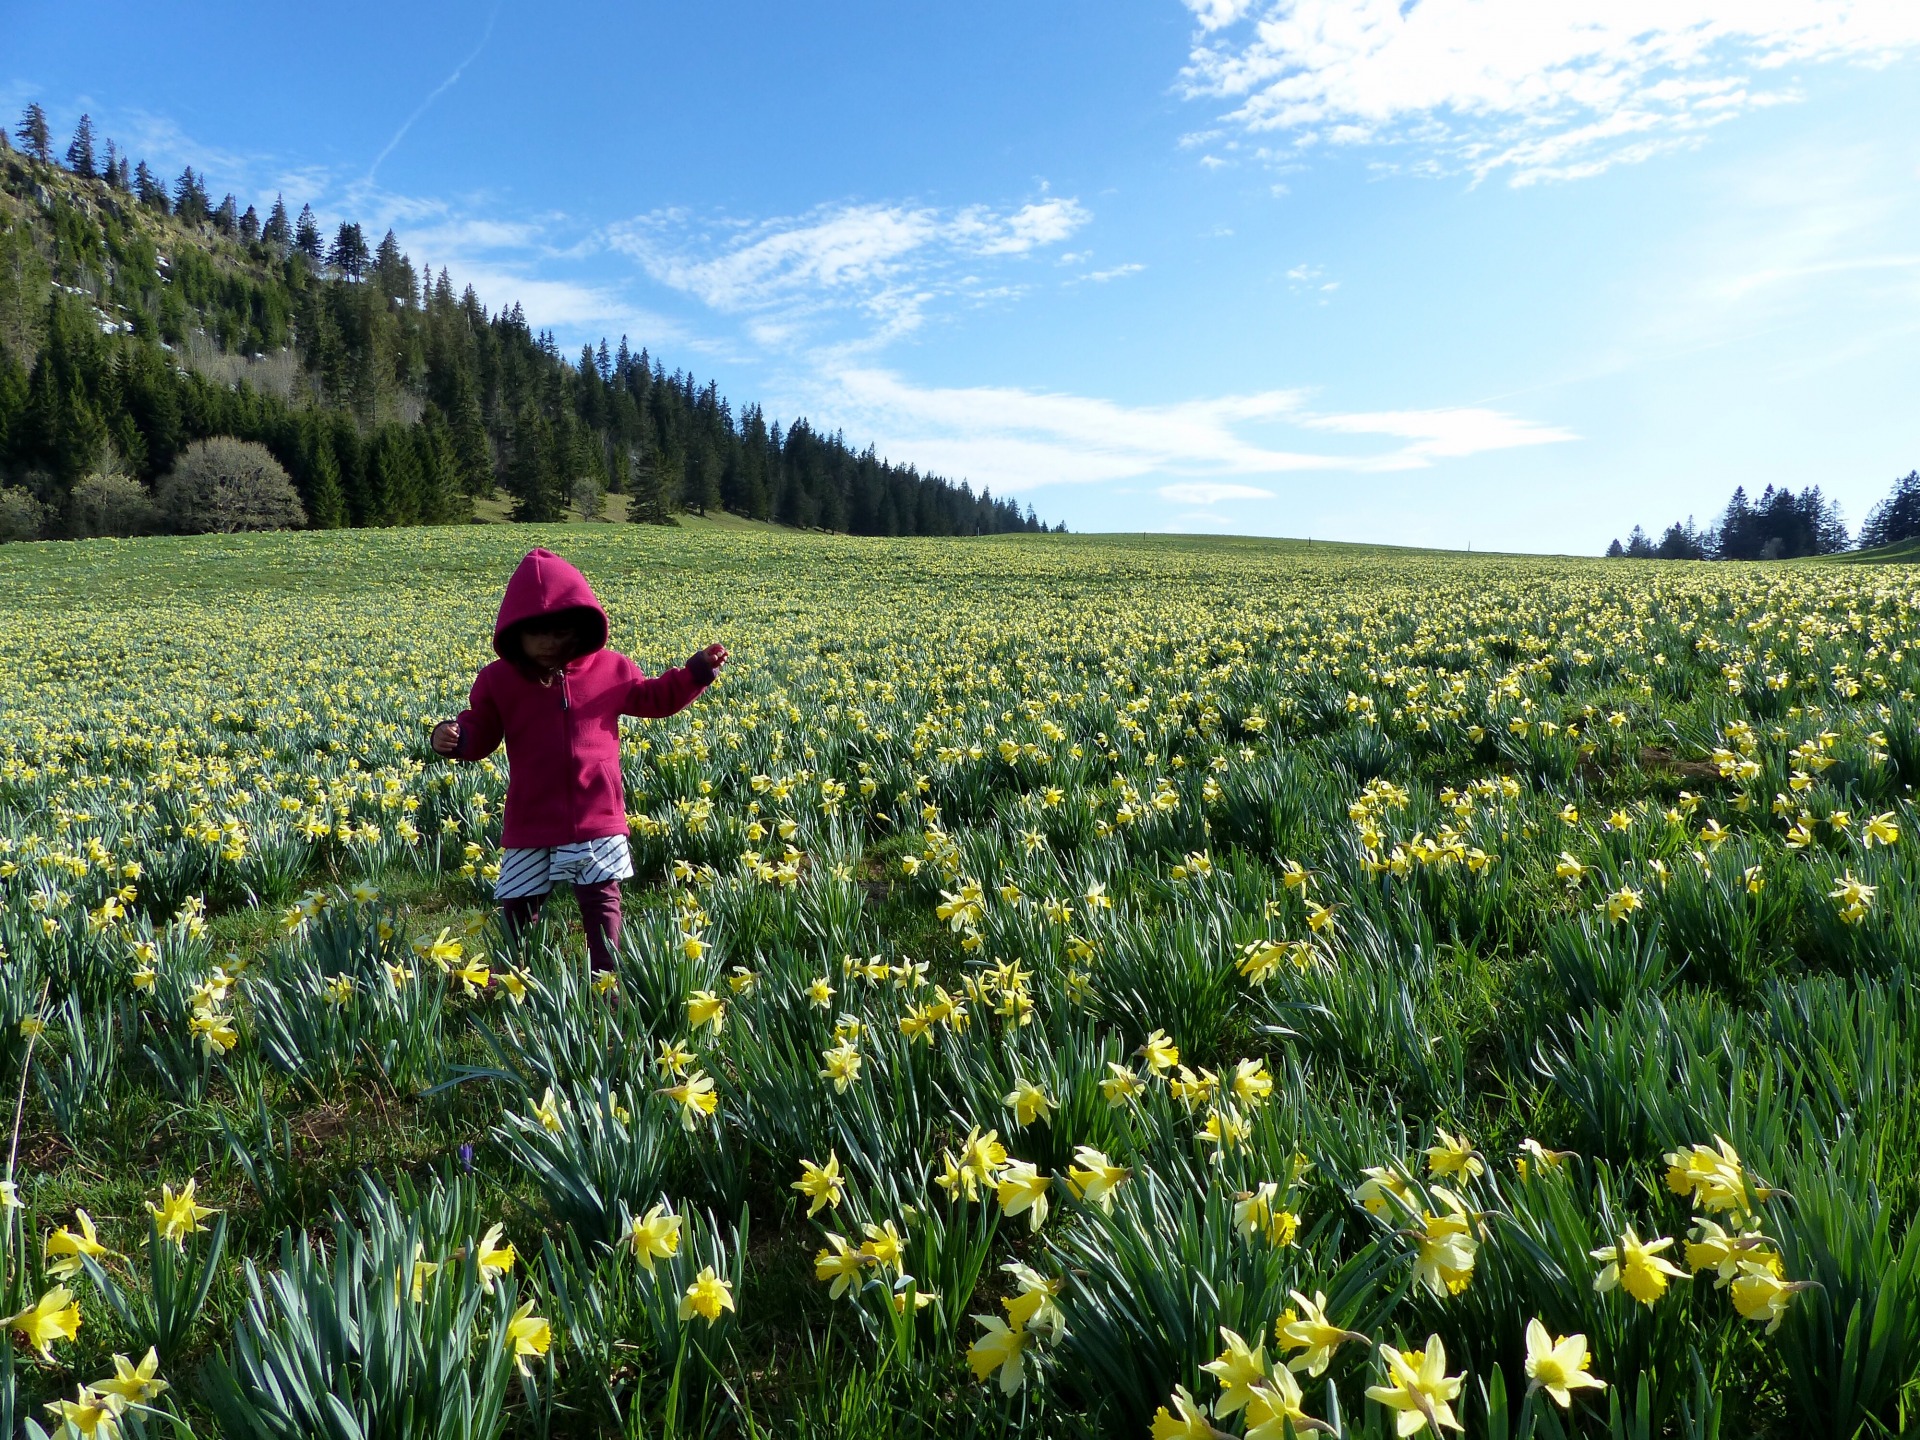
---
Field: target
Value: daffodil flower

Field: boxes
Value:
[793,1153,845,1217]
[679,1266,735,1324]
[1064,1147,1129,1211]
[92,1346,168,1407]
[504,1300,551,1374]
[1523,1318,1606,1408]
[1201,1326,1269,1417]
[148,1181,217,1247]
[1365,1334,1465,1437]
[995,1160,1051,1231]
[1002,1078,1053,1128]
[1591,1227,1687,1305]
[628,1204,681,1272]
[5,1285,83,1361]
[814,1233,867,1298]
[1276,1289,1369,1377]
[44,1208,116,1280]
[966,1314,1030,1394]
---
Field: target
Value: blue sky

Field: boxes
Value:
[9,1,1920,551]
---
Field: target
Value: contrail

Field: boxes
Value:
[367,0,505,182]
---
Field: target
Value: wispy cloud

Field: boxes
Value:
[1159,481,1277,504]
[1074,263,1146,284]
[1178,0,1920,184]
[366,0,503,182]
[805,366,1576,495]
[605,196,1091,347]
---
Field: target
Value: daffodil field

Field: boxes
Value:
[2,527,1919,1439]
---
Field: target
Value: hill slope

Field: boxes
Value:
[0,135,1050,540]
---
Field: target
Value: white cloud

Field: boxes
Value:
[605,195,1089,345]
[805,366,1575,494]
[1298,407,1578,460]
[1159,481,1277,504]
[1076,263,1146,284]
[1179,0,1920,183]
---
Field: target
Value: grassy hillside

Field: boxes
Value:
[0,147,1049,538]
[1,528,1916,1435]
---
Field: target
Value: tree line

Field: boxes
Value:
[0,103,1056,538]
[1606,472,1920,560]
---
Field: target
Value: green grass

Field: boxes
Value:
[0,525,1915,1437]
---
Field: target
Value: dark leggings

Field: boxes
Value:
[503,880,622,973]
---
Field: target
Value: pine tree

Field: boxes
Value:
[64,114,96,177]
[114,157,131,191]
[448,376,493,495]
[262,195,292,251]
[134,162,167,212]
[214,194,239,234]
[15,104,52,164]
[327,222,369,279]
[239,205,260,243]
[626,430,674,525]
[1860,471,1920,550]
[372,230,416,305]
[299,414,348,528]
[172,168,209,224]
[294,205,323,261]
[100,138,119,186]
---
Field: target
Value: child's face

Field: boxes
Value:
[519,621,577,669]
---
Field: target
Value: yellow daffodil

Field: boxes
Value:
[686,989,725,1034]
[1276,1289,1369,1377]
[1139,1028,1180,1072]
[793,1153,845,1217]
[92,1346,168,1406]
[1523,1318,1606,1408]
[995,1160,1051,1231]
[1150,1383,1213,1440]
[1064,1147,1129,1211]
[661,1070,719,1129]
[504,1300,551,1374]
[148,1180,217,1247]
[1201,1326,1269,1417]
[814,1233,868,1298]
[1424,1128,1481,1181]
[818,1042,862,1093]
[44,1209,116,1280]
[679,1266,735,1324]
[5,1285,83,1360]
[966,1314,1030,1394]
[1101,1062,1146,1106]
[1367,1335,1465,1436]
[1002,1078,1053,1127]
[628,1204,682,1272]
[1592,1227,1687,1305]
[1730,1258,1817,1333]
[43,1387,116,1439]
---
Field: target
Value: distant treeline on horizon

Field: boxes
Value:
[0,102,1058,540]
[1609,472,1920,561]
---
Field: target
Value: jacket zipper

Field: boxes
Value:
[560,669,576,836]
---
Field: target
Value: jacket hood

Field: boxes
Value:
[493,548,609,662]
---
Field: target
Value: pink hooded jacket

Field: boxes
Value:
[449,548,709,848]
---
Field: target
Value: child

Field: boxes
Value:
[431,547,726,973]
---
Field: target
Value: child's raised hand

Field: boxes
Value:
[430,720,462,756]
[686,643,728,683]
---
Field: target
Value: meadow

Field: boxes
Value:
[0,525,1916,1439]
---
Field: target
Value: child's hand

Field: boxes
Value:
[430,721,462,756]
[687,644,728,684]
[699,643,728,672]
